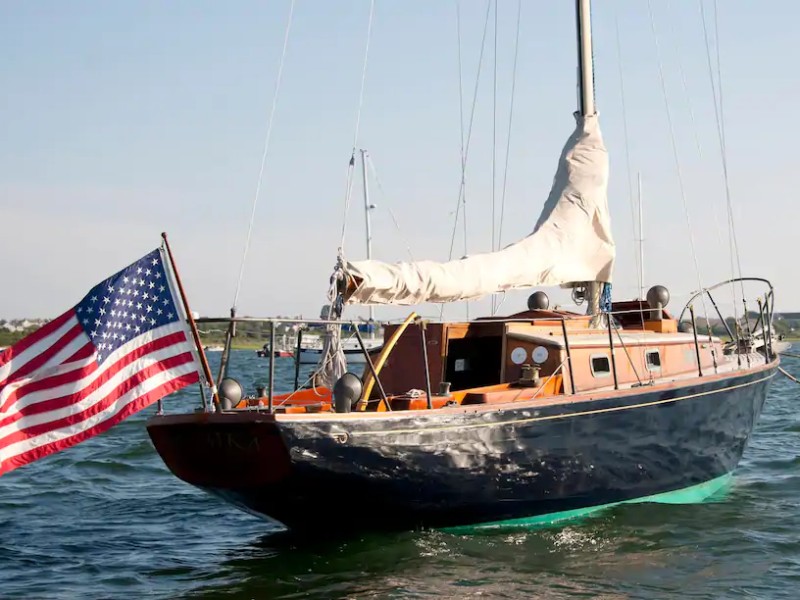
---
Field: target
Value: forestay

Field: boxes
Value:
[343,113,615,306]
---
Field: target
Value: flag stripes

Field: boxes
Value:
[0,247,202,476]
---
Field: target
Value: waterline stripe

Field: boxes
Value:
[442,472,733,534]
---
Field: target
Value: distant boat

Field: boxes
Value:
[297,336,382,364]
[256,344,293,358]
[203,345,224,352]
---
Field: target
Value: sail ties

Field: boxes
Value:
[314,255,348,388]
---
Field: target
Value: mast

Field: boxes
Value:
[360,149,375,328]
[576,0,603,319]
[576,0,596,117]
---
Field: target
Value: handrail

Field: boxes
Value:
[200,284,779,414]
[677,277,774,324]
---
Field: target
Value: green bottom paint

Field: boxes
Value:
[443,472,734,534]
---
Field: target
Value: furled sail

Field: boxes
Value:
[342,113,615,306]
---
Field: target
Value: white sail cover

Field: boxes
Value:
[344,113,615,305]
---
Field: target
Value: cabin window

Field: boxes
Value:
[590,354,611,377]
[645,349,662,371]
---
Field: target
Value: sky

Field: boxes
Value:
[1,1,797,324]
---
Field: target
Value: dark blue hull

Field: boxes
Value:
[149,364,776,532]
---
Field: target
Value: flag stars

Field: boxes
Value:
[90,295,98,303]
[151,258,159,266]
[103,296,110,304]
[99,308,106,316]
[137,267,143,275]
[158,285,165,293]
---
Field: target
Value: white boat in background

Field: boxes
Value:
[298,336,382,364]
[203,345,225,352]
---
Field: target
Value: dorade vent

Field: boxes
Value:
[645,349,662,371]
[590,354,611,377]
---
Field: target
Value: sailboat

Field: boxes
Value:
[146,1,780,533]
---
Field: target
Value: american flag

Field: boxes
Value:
[0,248,202,476]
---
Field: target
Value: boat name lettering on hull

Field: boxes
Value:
[206,431,261,454]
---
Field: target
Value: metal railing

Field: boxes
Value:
[186,280,775,414]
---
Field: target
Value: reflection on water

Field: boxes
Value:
[0,350,798,599]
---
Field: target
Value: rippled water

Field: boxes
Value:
[2,349,799,599]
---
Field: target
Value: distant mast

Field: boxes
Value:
[360,149,375,329]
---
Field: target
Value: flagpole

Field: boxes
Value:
[160,232,220,408]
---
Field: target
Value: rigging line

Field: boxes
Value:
[698,0,742,327]
[490,0,498,315]
[442,0,492,321]
[698,0,736,309]
[699,0,744,338]
[496,0,522,253]
[491,1,498,254]
[613,15,646,335]
[613,17,640,293]
[442,0,466,323]
[366,154,415,260]
[646,0,711,324]
[447,0,465,268]
[667,1,726,261]
[338,0,376,252]
[232,0,296,309]
[664,0,716,337]
[446,0,492,264]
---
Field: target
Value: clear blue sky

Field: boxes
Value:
[1,1,796,323]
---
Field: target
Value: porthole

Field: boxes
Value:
[590,354,611,377]
[645,349,661,371]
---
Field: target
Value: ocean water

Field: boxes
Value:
[1,349,799,599]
